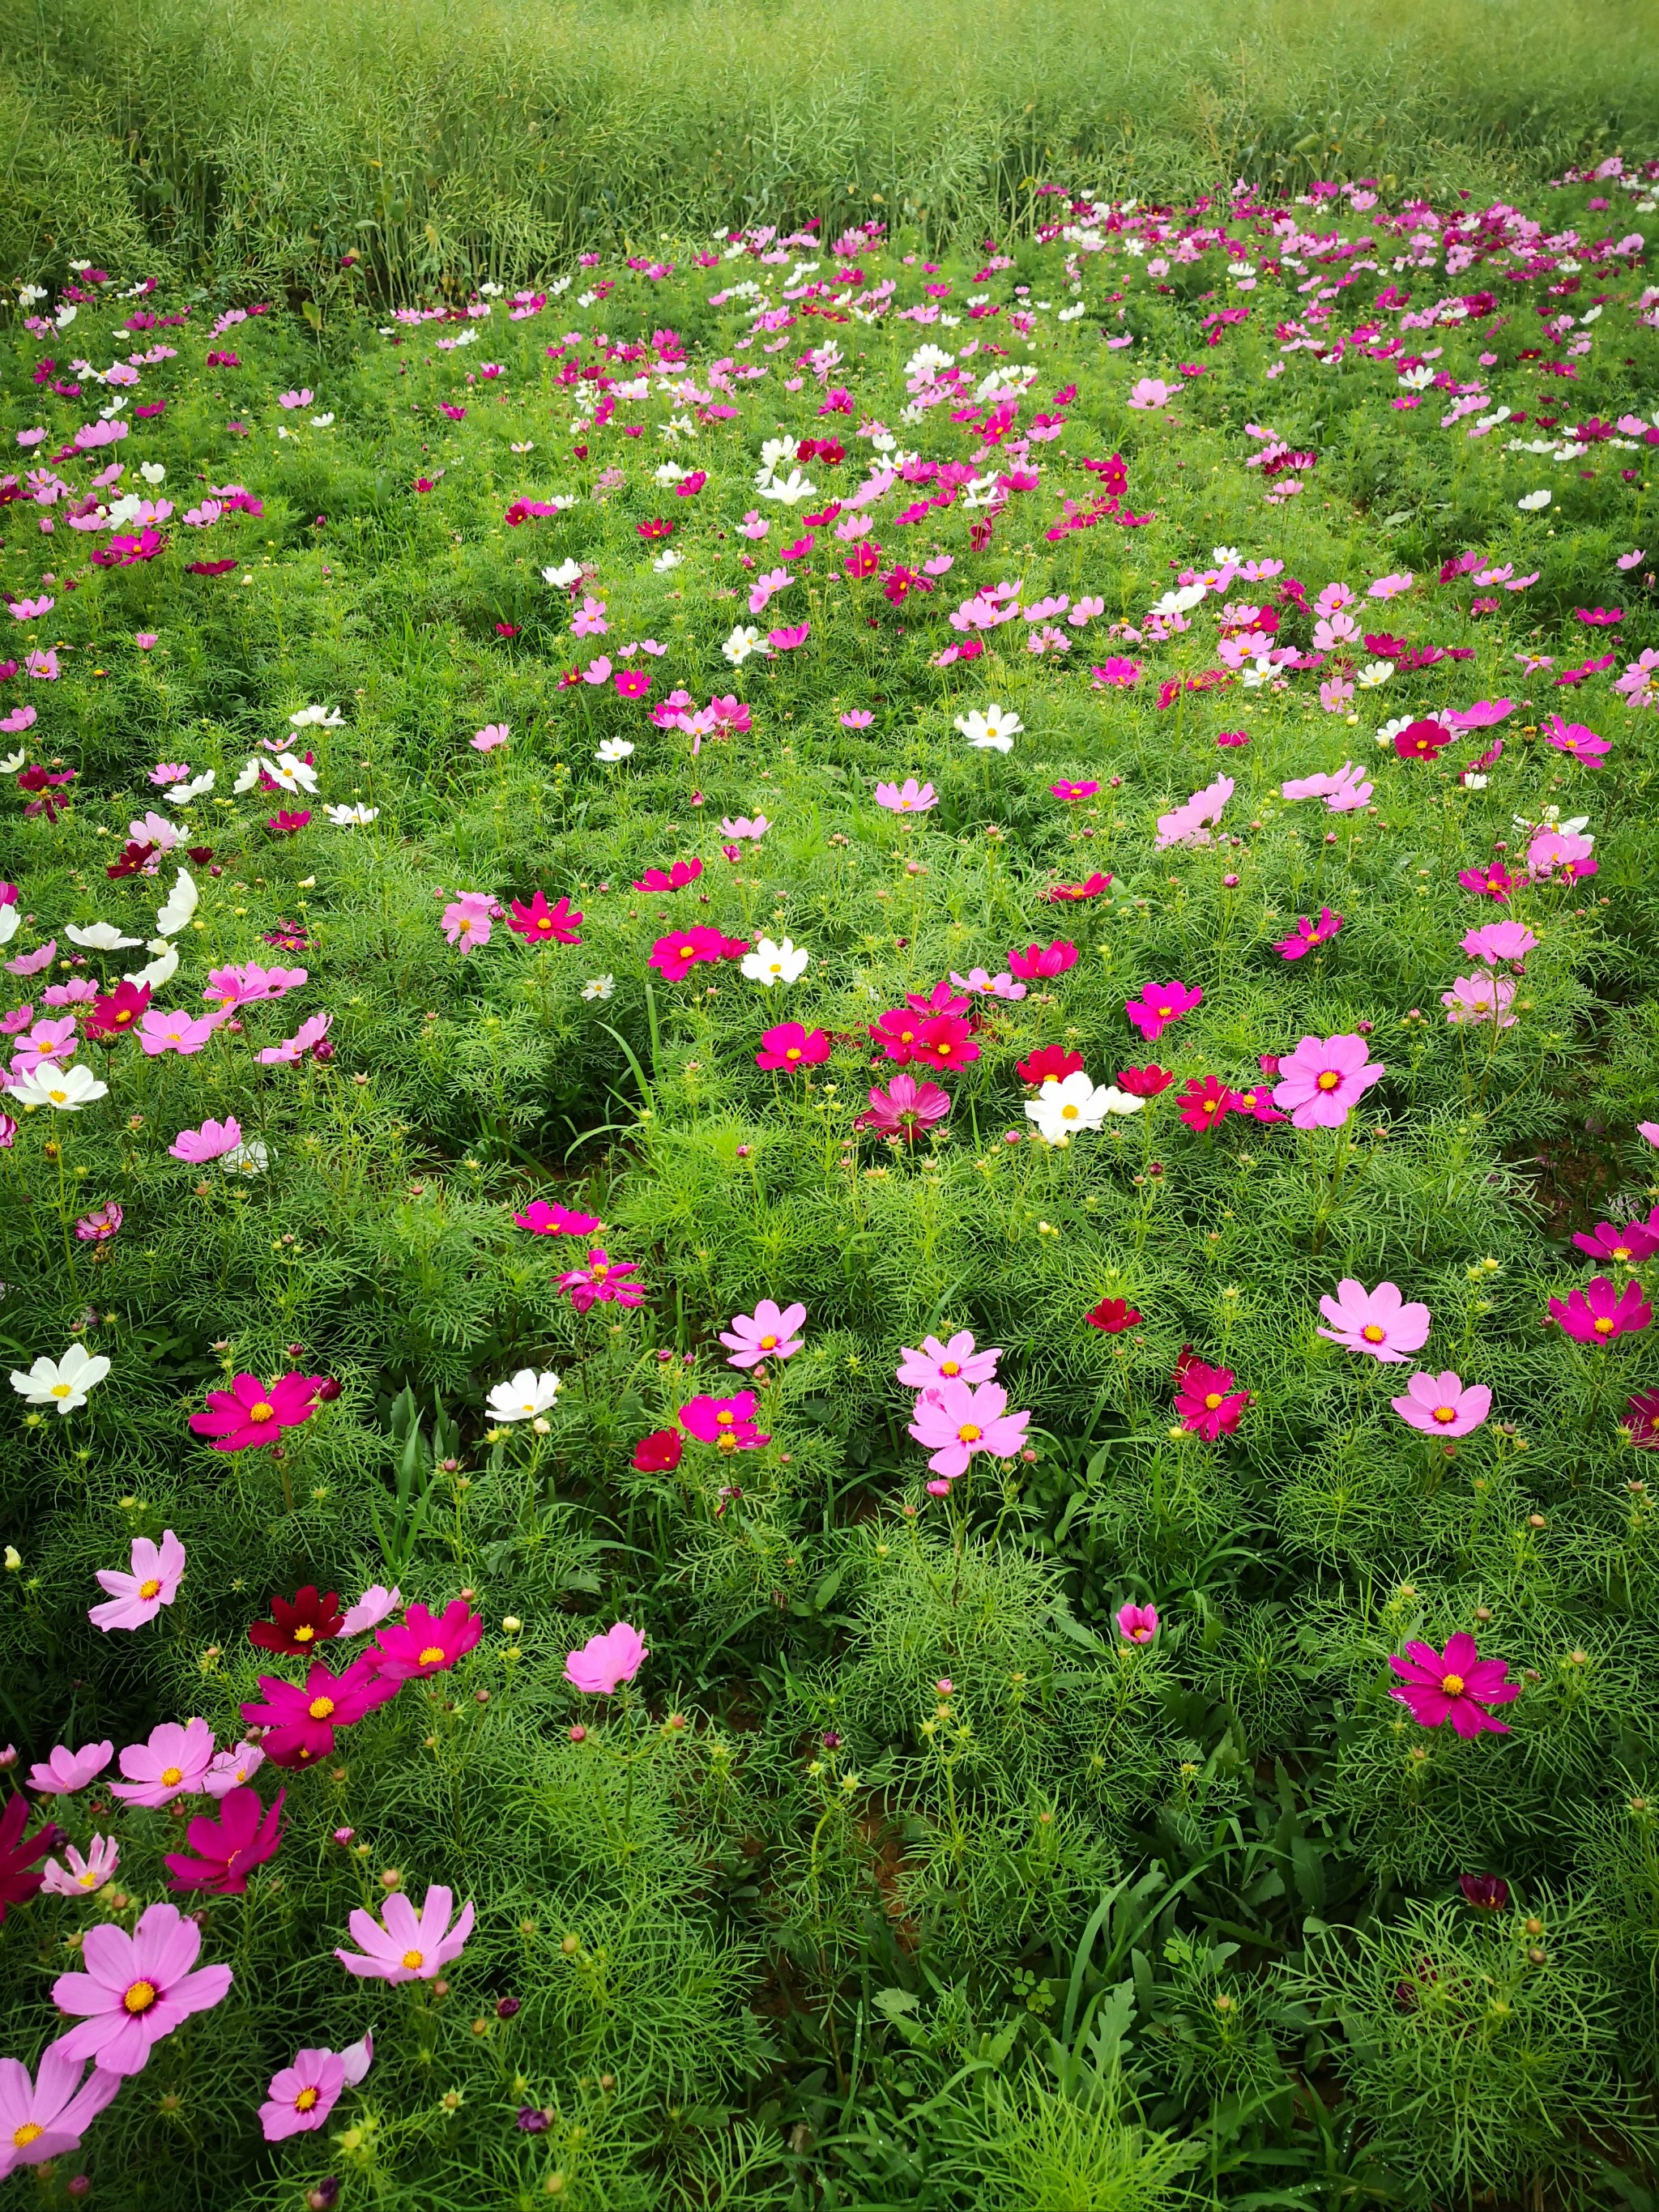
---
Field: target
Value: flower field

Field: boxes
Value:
[2,135,1659,2212]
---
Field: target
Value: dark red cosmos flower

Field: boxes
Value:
[1394,718,1452,761]
[633,1428,684,1473]
[0,1792,58,1923]
[1017,1045,1084,1085]
[249,1585,344,1656]
[1115,1065,1177,1097]
[1458,1873,1511,1912]
[83,978,151,1040]
[369,1598,484,1684]
[1086,1297,1142,1333]
[164,1785,285,1895]
[186,559,238,577]
[506,891,583,944]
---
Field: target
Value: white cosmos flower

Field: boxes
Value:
[11,1063,109,1110]
[328,803,379,826]
[595,738,634,764]
[723,624,769,667]
[10,1343,110,1415]
[267,752,319,795]
[223,1139,270,1176]
[740,936,809,987]
[0,752,26,776]
[154,868,197,937]
[66,921,144,950]
[1024,1071,1139,1145]
[755,468,817,505]
[1355,660,1394,688]
[289,704,344,728]
[653,549,683,573]
[139,462,166,486]
[582,974,616,1000]
[309,414,335,428]
[0,906,20,944]
[165,771,215,806]
[543,559,583,589]
[954,703,1023,752]
[1517,488,1552,511]
[485,1369,561,1422]
[125,940,180,989]
[759,436,800,474]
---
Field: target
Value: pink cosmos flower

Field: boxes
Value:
[164,1784,285,1894]
[874,778,937,814]
[907,1378,1030,1478]
[1573,1217,1659,1265]
[1008,940,1078,981]
[1461,921,1537,965]
[27,1740,113,1795]
[1125,979,1203,1042]
[1388,1632,1518,1738]
[1316,1279,1431,1363]
[203,1742,267,1797]
[1390,1370,1491,1437]
[1128,377,1173,410]
[369,1597,484,1682]
[1116,1602,1159,1645]
[1547,1275,1652,1345]
[720,1299,807,1368]
[75,1203,122,1242]
[633,857,703,893]
[679,1392,770,1451]
[855,1072,950,1141]
[258,1011,331,1065]
[335,1885,474,1983]
[1441,974,1516,1028]
[895,1332,1001,1390]
[440,893,495,953]
[507,891,582,944]
[0,2050,122,2177]
[189,1371,322,1451]
[138,1006,222,1056]
[110,1719,216,1808]
[1051,781,1100,801]
[565,1620,648,1694]
[1274,907,1343,960]
[756,1021,830,1069]
[471,723,510,752]
[259,2033,373,2142]
[201,962,306,1011]
[1091,657,1141,687]
[339,1583,401,1637]
[41,1835,120,1899]
[1542,714,1610,765]
[1271,1034,1384,1128]
[239,1654,394,1767]
[89,1530,186,1632]
[557,1247,645,1314]
[1525,827,1596,883]
[951,967,1026,1000]
[168,1115,243,1162]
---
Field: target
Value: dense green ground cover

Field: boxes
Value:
[1,146,1658,2210]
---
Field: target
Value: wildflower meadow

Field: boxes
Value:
[2,40,1659,2210]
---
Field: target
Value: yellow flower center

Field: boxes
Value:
[292,1623,315,1643]
[900,1029,914,1043]
[1613,1246,1631,1262]
[1316,1070,1341,1091]
[957,1423,982,1443]
[1060,1103,1079,1119]
[401,1949,424,1971]
[1204,1392,1223,1411]
[1441,1673,1465,1696]
[759,1335,778,1350]
[1432,1405,1457,1424]
[49,1383,73,1399]
[249,1402,275,1422]
[715,1409,735,1426]
[716,1433,738,1453]
[785,1046,802,1061]
[294,2086,319,2112]
[308,1696,335,1720]
[123,1980,158,2014]
[77,1869,99,1889]
[1361,1325,1385,1343]
[139,1577,162,1599]
[940,1360,960,1377]
[678,944,696,958]
[160,1766,182,1786]
[417,1646,445,1666]
[12,2123,44,2148]
[1593,1317,1615,1335]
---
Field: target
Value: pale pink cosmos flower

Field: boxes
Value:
[41,1835,120,1899]
[89,1529,186,1631]
[1391,1370,1491,1438]
[908,1378,1030,1478]
[168,1115,243,1162]
[202,962,307,1010]
[719,1299,807,1368]
[27,1740,113,1795]
[1316,1279,1431,1363]
[1461,921,1537,965]
[148,763,191,786]
[1641,1123,1659,1148]
[720,816,770,839]
[1442,973,1517,1028]
[440,893,494,953]
[48,1899,233,2075]
[895,1332,1001,1390]
[203,1742,267,1797]
[340,1583,401,1636]
[1127,377,1174,410]
[259,2031,373,2142]
[471,724,509,752]
[874,778,936,813]
[1271,1034,1384,1128]
[257,1011,331,1065]
[336,1886,474,1984]
[564,1620,647,1694]
[0,2048,122,2177]
[1525,827,1596,881]
[138,1008,222,1057]
[110,1718,217,1809]
[950,967,1026,1001]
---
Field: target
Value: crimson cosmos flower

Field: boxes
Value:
[633,858,703,893]
[1086,1298,1142,1333]
[648,927,749,979]
[0,1792,58,1924]
[190,1372,323,1452]
[632,1427,684,1473]
[755,1021,830,1070]
[1017,1046,1084,1085]
[1115,1065,1177,1097]
[164,1785,285,1894]
[249,1586,344,1656]
[83,979,151,1040]
[1173,1353,1250,1439]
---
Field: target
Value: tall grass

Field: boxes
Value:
[0,0,1653,296]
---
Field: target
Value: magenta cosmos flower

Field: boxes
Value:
[1274,907,1343,961]
[1271,1034,1384,1128]
[88,1528,186,1631]
[856,1072,950,1142]
[336,1885,474,1984]
[719,1299,807,1368]
[48,1901,232,2076]
[1390,1370,1491,1437]
[907,1379,1030,1479]
[1116,1602,1159,1644]
[756,1020,830,1070]
[1388,1632,1519,1738]
[0,2050,122,2178]
[239,1655,394,1767]
[164,1784,285,1894]
[110,1718,216,1809]
[557,1248,645,1315]
[565,1619,648,1694]
[648,926,749,980]
[27,1739,113,1795]
[1125,978,1202,1041]
[1174,1357,1249,1440]
[259,2031,373,2142]
[679,1392,770,1451]
[0,1793,58,1923]
[1316,1279,1431,1364]
[369,1597,484,1682]
[1547,1274,1652,1345]
[894,1332,1001,1390]
[189,1371,322,1451]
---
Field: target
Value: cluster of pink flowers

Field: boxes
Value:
[897,1331,1030,1494]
